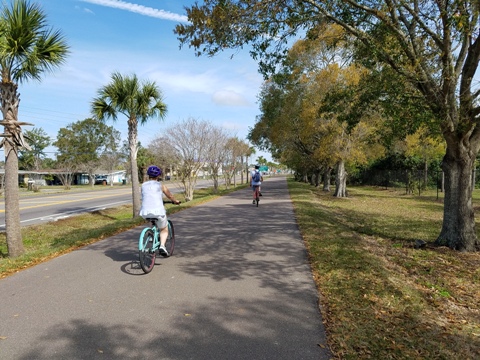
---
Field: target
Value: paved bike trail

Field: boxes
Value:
[0,176,332,360]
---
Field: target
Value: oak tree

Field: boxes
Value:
[176,0,480,251]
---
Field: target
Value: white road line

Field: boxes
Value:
[0,200,129,229]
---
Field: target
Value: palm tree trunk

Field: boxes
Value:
[4,142,23,257]
[128,119,141,217]
[1,83,24,257]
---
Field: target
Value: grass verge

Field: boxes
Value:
[0,184,247,278]
[287,179,480,360]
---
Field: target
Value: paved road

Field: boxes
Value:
[0,178,240,229]
[0,176,331,360]
[0,187,133,229]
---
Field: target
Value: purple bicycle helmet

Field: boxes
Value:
[147,165,162,177]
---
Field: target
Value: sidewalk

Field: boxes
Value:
[0,176,331,360]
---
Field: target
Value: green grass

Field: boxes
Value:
[0,184,248,277]
[288,179,480,359]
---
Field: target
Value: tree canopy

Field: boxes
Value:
[54,118,121,185]
[176,0,480,251]
[19,127,51,171]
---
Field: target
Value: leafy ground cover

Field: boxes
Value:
[0,185,247,278]
[287,179,480,359]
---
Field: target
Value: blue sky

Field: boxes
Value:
[8,0,271,162]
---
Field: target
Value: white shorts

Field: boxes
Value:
[142,214,168,228]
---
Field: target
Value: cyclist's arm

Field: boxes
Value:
[162,184,180,204]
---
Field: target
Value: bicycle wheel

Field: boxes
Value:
[165,220,175,256]
[256,194,259,207]
[139,228,156,273]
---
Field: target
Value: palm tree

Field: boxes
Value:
[0,0,69,257]
[247,146,256,181]
[256,156,267,166]
[91,72,167,217]
[238,140,251,184]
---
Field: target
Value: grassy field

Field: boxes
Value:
[0,184,248,278]
[287,179,480,359]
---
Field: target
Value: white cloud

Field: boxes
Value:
[212,90,250,107]
[74,5,92,14]
[221,120,246,132]
[150,69,220,94]
[80,0,189,22]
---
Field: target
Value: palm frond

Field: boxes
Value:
[0,0,69,84]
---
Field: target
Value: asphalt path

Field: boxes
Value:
[0,176,331,360]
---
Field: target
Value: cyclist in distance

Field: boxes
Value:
[140,165,180,257]
[250,164,263,204]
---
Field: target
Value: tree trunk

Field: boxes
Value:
[435,146,480,251]
[186,185,194,201]
[334,160,347,197]
[441,171,445,193]
[128,119,141,217]
[233,163,237,187]
[424,159,428,189]
[472,168,476,190]
[313,168,321,187]
[181,173,195,201]
[323,167,331,192]
[1,83,24,257]
[4,142,23,257]
[240,155,244,184]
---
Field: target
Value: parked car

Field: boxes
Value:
[95,175,108,185]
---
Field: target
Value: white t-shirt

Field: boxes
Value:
[139,180,166,218]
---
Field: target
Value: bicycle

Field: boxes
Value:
[252,185,260,207]
[138,201,179,274]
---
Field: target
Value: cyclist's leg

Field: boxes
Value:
[157,215,170,256]
[159,226,168,246]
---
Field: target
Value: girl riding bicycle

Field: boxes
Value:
[139,165,180,257]
[250,165,263,204]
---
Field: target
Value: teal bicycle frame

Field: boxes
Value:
[138,218,175,274]
[138,220,160,251]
